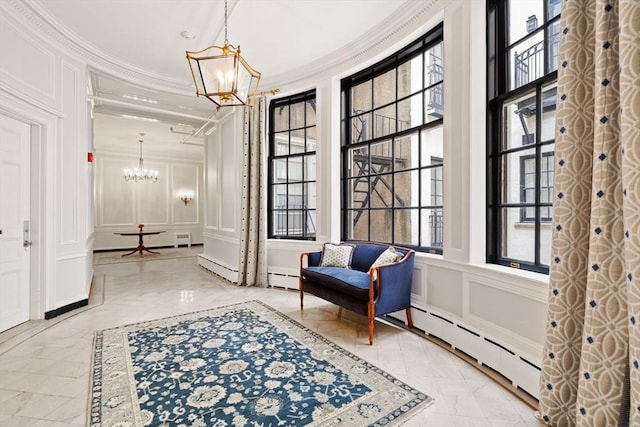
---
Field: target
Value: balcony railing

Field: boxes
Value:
[274,205,316,236]
[514,30,559,88]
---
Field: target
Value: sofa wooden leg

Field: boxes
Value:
[299,279,304,310]
[368,304,375,345]
[406,307,413,328]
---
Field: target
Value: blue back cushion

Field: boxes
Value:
[350,244,406,272]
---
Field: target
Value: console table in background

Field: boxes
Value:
[115,225,165,257]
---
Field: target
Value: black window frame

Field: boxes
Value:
[267,89,317,240]
[487,0,561,273]
[341,23,444,254]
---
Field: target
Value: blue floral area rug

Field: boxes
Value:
[89,300,433,426]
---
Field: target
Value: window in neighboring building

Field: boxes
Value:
[487,0,561,273]
[268,90,317,239]
[341,24,444,253]
[520,151,554,222]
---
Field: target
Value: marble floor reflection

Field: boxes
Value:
[0,250,543,426]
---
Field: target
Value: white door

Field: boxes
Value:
[0,114,31,332]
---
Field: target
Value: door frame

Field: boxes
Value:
[1,90,57,320]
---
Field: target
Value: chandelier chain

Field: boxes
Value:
[223,0,229,46]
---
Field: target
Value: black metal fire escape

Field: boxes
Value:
[350,114,406,228]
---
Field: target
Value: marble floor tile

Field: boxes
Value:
[0,250,542,426]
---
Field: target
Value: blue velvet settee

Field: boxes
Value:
[299,241,415,344]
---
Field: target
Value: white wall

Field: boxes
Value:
[0,4,92,315]
[198,111,245,283]
[201,0,549,399]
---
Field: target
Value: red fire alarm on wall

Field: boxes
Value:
[88,152,94,163]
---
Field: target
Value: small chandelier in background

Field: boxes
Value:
[123,133,159,183]
[185,0,261,107]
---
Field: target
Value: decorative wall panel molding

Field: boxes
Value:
[0,10,57,110]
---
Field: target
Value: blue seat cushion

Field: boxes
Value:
[302,266,370,300]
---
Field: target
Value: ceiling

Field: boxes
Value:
[25,0,423,157]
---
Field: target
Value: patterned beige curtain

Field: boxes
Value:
[539,1,639,426]
[238,97,267,287]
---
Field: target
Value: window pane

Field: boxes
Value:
[290,129,305,154]
[394,208,419,246]
[352,80,372,112]
[395,170,419,207]
[304,182,316,209]
[430,164,443,206]
[273,105,289,132]
[371,209,392,242]
[503,92,536,150]
[540,223,552,266]
[370,139,392,162]
[303,154,316,181]
[274,132,289,155]
[398,93,423,129]
[541,85,557,141]
[288,157,303,182]
[290,102,305,129]
[547,21,561,72]
[347,177,369,210]
[373,69,396,109]
[508,0,543,43]
[501,148,535,204]
[288,183,303,206]
[305,99,316,126]
[510,30,544,89]
[421,208,443,248]
[394,133,419,171]
[501,207,535,263]
[272,184,286,208]
[373,105,396,139]
[272,210,285,235]
[398,55,423,99]
[425,42,444,85]
[273,158,287,181]
[285,210,303,235]
[425,82,444,123]
[371,173,393,208]
[350,210,368,241]
[306,210,317,237]
[306,126,317,148]
[352,112,371,144]
[348,147,369,178]
[421,126,444,166]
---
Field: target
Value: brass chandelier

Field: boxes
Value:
[186,0,261,107]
